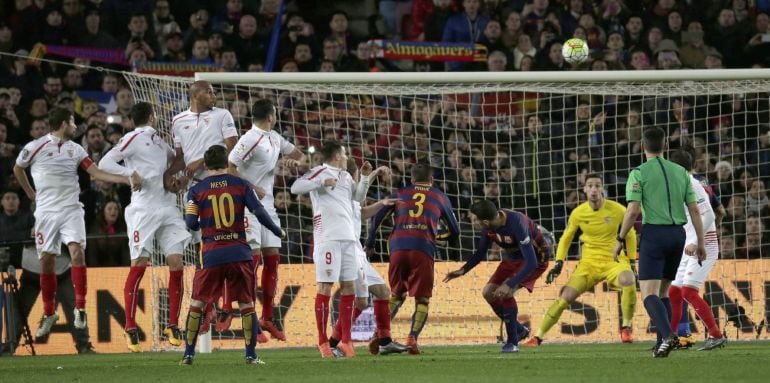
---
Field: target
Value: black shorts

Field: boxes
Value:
[638,224,686,281]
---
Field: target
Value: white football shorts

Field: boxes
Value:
[244,208,282,251]
[672,233,719,288]
[125,204,191,260]
[313,240,361,283]
[34,205,86,257]
[354,244,386,298]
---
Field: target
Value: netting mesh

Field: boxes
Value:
[124,71,770,350]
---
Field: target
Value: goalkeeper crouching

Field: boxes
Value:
[525,174,638,346]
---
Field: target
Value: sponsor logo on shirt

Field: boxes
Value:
[520,236,531,245]
[21,149,29,160]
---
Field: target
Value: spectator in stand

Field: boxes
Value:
[207,32,225,62]
[219,47,240,71]
[101,73,120,93]
[77,7,119,49]
[153,0,181,44]
[480,20,507,61]
[703,48,725,69]
[183,9,211,53]
[163,31,187,62]
[86,200,129,267]
[189,38,214,65]
[280,59,299,72]
[654,39,682,69]
[63,69,83,93]
[227,14,263,71]
[747,179,769,213]
[710,8,747,67]
[579,13,606,50]
[537,41,567,70]
[442,0,490,71]
[278,12,315,59]
[320,37,352,70]
[520,54,535,71]
[210,0,244,36]
[521,0,549,34]
[745,12,770,65]
[379,0,412,39]
[720,234,737,259]
[325,10,354,54]
[293,42,316,72]
[123,13,161,61]
[646,25,664,56]
[486,50,507,72]
[115,88,134,118]
[624,14,645,52]
[665,10,684,44]
[513,33,537,70]
[679,21,714,68]
[561,0,585,38]
[83,124,110,164]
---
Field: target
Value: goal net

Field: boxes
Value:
[124,70,770,350]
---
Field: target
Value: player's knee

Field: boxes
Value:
[166,254,184,270]
[369,284,389,300]
[40,254,56,273]
[355,298,369,311]
[415,296,430,305]
[68,244,85,265]
[317,283,333,296]
[560,287,580,303]
[482,285,496,303]
[618,271,635,287]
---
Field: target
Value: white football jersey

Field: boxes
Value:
[291,164,356,242]
[99,126,177,208]
[684,174,717,248]
[228,125,295,207]
[16,134,90,213]
[171,107,238,179]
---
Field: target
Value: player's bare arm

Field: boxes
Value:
[613,201,641,262]
[86,164,142,192]
[361,197,401,219]
[443,268,465,283]
[224,136,237,153]
[164,148,186,191]
[12,164,35,200]
[686,201,707,263]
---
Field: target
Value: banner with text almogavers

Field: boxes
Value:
[10,260,770,355]
[368,40,488,62]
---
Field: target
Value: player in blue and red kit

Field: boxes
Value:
[365,162,460,354]
[180,145,284,365]
[444,200,551,353]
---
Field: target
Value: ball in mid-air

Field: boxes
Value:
[562,38,589,64]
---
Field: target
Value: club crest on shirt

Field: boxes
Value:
[203,117,210,125]
[631,182,640,191]
[20,149,29,160]
[234,143,246,155]
[67,149,74,157]
[503,236,513,244]
[604,217,612,224]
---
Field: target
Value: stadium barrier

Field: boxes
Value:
[10,260,770,355]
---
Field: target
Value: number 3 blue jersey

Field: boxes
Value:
[185,174,281,268]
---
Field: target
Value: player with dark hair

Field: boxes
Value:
[13,108,141,340]
[613,126,706,358]
[445,200,550,353]
[180,145,284,365]
[226,98,303,339]
[100,102,191,352]
[667,149,726,351]
[366,161,460,354]
[524,174,637,347]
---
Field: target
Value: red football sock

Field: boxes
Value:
[333,306,363,339]
[71,265,87,310]
[373,299,391,339]
[339,294,355,343]
[40,272,57,316]
[124,266,146,330]
[222,283,233,312]
[315,293,330,345]
[261,255,279,320]
[668,285,684,332]
[168,270,184,327]
[683,286,722,338]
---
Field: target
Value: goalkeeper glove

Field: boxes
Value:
[545,260,563,284]
[629,260,638,279]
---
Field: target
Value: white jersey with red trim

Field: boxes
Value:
[15,133,90,213]
[99,126,177,208]
[291,164,356,242]
[171,107,237,180]
[684,174,718,253]
[228,125,295,208]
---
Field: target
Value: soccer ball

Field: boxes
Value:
[562,38,589,64]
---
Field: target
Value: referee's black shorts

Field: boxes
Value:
[638,224,686,280]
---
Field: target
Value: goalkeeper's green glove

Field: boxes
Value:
[545,260,563,284]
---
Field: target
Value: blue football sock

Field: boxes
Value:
[501,306,520,345]
[677,301,691,336]
[644,296,672,340]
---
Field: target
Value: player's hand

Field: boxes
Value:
[283,158,301,168]
[493,284,514,299]
[696,244,707,266]
[360,161,373,176]
[371,166,390,179]
[280,229,287,239]
[380,197,401,206]
[129,171,143,192]
[26,190,36,201]
[184,159,204,178]
[545,260,563,284]
[323,178,337,189]
[443,269,465,283]
[629,260,638,279]
[364,247,375,260]
[254,186,267,199]
[612,241,624,262]
[684,243,697,257]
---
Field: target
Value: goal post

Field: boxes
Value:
[125,69,770,350]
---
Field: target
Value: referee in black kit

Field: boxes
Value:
[612,126,706,358]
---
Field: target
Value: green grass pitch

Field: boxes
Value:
[2,343,769,382]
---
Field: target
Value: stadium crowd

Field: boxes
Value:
[0,0,769,267]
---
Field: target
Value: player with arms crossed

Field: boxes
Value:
[326,159,408,356]
[366,161,460,354]
[227,99,303,339]
[291,141,361,358]
[180,145,284,365]
[445,200,550,353]
[165,80,238,332]
[524,174,638,347]
[99,102,192,351]
[13,108,141,338]
[667,149,726,351]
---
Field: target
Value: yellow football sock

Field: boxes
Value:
[409,303,429,338]
[185,311,201,345]
[621,285,637,328]
[389,296,404,319]
[536,298,569,339]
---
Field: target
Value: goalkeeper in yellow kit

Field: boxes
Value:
[524,174,638,346]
